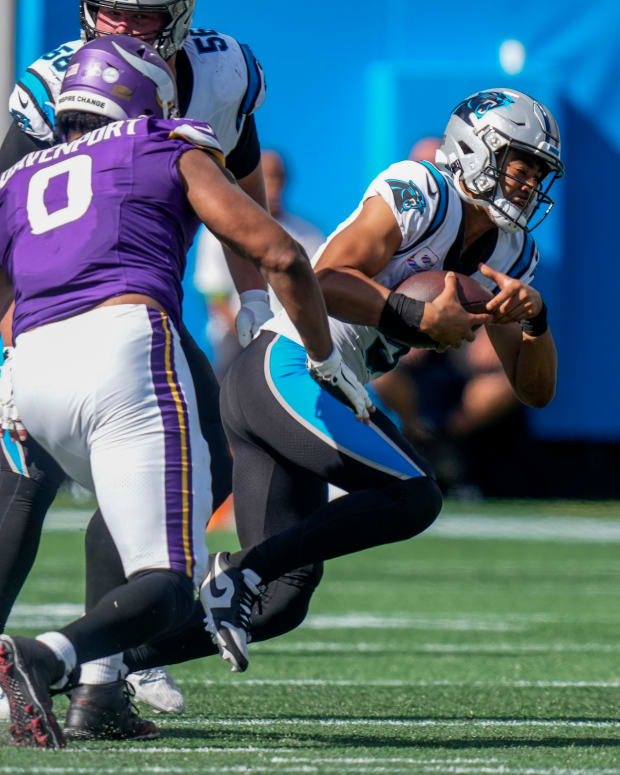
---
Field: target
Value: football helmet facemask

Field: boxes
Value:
[435,88,564,232]
[80,0,195,61]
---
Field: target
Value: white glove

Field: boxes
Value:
[0,347,25,434]
[235,290,274,347]
[306,347,374,422]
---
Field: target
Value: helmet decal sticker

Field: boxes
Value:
[111,40,176,114]
[451,91,515,126]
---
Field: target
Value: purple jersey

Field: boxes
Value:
[0,117,223,337]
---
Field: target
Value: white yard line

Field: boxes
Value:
[43,509,620,543]
[175,677,620,688]
[2,756,618,775]
[155,717,620,730]
[5,603,619,636]
[1,753,619,775]
[251,639,620,654]
[427,515,620,542]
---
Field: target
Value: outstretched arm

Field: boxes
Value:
[179,149,331,363]
[180,150,373,421]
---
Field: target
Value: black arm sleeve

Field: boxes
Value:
[0,123,50,174]
[378,292,436,348]
[225,114,261,180]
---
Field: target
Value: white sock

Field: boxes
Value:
[79,653,125,685]
[35,631,77,676]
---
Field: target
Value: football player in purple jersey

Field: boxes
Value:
[0,0,273,724]
[0,36,371,749]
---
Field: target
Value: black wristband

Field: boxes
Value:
[378,292,435,348]
[520,302,548,337]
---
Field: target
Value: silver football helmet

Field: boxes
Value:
[435,89,564,232]
[80,0,195,61]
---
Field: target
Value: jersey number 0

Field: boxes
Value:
[26,155,93,235]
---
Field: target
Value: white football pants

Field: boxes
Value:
[13,304,211,584]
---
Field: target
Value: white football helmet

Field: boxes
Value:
[80,0,195,61]
[435,88,564,232]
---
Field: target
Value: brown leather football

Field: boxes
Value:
[396,270,493,314]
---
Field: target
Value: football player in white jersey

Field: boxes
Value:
[0,0,271,733]
[198,87,561,672]
[113,88,562,675]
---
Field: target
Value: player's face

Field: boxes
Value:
[500,150,545,210]
[95,9,168,42]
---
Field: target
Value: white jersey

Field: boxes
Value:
[9,30,266,155]
[264,159,540,384]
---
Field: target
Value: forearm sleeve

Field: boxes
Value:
[378,292,434,347]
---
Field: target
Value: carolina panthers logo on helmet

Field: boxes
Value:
[386,179,427,214]
[10,109,32,132]
[451,91,515,126]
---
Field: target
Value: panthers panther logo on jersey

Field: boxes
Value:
[386,179,427,214]
[451,91,515,125]
[9,109,31,132]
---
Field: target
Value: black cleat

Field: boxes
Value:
[0,635,66,749]
[199,552,263,673]
[64,680,159,740]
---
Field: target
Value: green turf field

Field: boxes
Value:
[1,499,620,773]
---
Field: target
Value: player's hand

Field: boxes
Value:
[0,348,28,442]
[479,263,543,324]
[306,347,375,423]
[235,289,273,347]
[420,272,491,350]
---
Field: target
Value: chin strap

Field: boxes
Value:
[452,170,526,234]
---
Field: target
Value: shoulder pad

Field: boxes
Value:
[237,42,266,117]
[377,160,443,215]
[9,40,82,143]
[168,120,225,165]
[184,30,266,117]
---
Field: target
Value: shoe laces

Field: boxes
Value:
[133,668,167,686]
[50,666,80,698]
[237,574,266,632]
[122,680,142,720]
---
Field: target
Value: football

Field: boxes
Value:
[396,270,493,314]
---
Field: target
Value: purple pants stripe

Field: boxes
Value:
[148,308,194,578]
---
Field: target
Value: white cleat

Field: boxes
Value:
[199,552,263,673]
[126,667,186,714]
